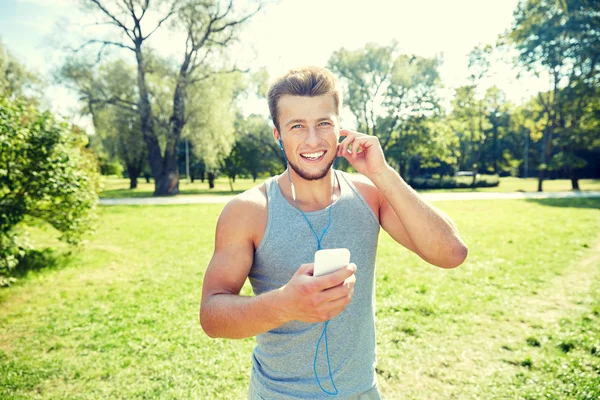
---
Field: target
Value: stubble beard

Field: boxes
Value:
[287,154,336,181]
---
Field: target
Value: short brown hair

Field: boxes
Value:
[267,67,342,132]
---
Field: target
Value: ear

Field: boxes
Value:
[273,127,282,148]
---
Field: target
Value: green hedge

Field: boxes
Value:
[407,175,500,190]
[0,97,100,285]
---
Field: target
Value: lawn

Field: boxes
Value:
[1,199,599,399]
[99,176,266,198]
[99,175,600,198]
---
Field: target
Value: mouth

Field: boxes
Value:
[299,150,326,162]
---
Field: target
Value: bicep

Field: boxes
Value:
[201,204,256,301]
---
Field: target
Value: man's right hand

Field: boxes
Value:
[277,263,357,323]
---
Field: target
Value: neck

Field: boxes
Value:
[280,168,339,211]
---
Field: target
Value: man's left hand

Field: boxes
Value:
[337,129,388,179]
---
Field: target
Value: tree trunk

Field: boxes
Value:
[537,169,545,192]
[155,143,180,196]
[208,172,215,189]
[571,170,580,191]
[127,165,141,189]
[398,159,406,178]
[134,44,165,196]
[153,55,192,196]
[492,124,498,174]
[154,169,179,195]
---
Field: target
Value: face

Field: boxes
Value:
[274,94,339,181]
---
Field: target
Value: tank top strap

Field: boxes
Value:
[264,175,279,202]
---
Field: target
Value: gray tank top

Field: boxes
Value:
[248,170,380,399]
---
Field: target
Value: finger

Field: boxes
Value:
[296,263,314,277]
[353,137,373,153]
[315,263,356,291]
[351,139,362,156]
[322,288,355,318]
[320,275,355,302]
[340,133,356,155]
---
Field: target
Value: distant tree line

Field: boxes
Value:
[57,0,598,193]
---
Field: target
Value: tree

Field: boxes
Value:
[481,87,511,175]
[0,98,100,285]
[183,72,245,186]
[0,39,39,101]
[466,44,493,186]
[328,42,397,137]
[61,59,146,188]
[552,83,600,188]
[449,85,479,171]
[328,43,447,178]
[507,0,600,190]
[222,113,281,187]
[72,0,263,195]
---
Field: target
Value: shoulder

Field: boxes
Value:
[216,180,269,248]
[340,171,382,220]
[224,182,268,215]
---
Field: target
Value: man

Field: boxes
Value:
[200,67,468,399]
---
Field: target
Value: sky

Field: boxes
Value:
[0,0,548,131]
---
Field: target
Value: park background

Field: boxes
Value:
[1,0,599,398]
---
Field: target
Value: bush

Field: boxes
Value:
[407,174,500,190]
[0,97,100,284]
[98,156,124,177]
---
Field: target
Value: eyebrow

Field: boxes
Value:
[284,117,333,127]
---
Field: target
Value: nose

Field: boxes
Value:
[304,125,320,147]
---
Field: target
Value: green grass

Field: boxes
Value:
[421,177,600,193]
[99,175,600,198]
[99,176,267,198]
[0,199,599,399]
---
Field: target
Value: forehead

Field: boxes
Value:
[278,95,337,125]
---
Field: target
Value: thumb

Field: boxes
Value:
[295,263,314,277]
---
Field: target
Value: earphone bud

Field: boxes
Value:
[278,138,283,151]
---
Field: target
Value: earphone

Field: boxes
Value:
[278,138,297,201]
[277,135,339,396]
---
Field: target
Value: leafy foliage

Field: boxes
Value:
[506,0,600,188]
[0,97,100,283]
[0,40,39,100]
[222,113,282,183]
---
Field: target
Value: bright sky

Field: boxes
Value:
[0,0,548,131]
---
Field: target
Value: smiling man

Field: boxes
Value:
[200,67,468,399]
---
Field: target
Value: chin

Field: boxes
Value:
[288,158,335,181]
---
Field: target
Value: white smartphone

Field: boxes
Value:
[313,248,351,277]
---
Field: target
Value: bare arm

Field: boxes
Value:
[200,194,356,339]
[338,129,468,269]
[373,166,467,268]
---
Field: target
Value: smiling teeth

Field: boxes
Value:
[301,151,325,159]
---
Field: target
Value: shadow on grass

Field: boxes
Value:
[8,248,72,279]
[526,198,600,209]
[99,188,244,199]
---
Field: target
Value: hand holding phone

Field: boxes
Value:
[313,248,351,277]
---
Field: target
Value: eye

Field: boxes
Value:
[291,124,302,130]
[319,121,331,127]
